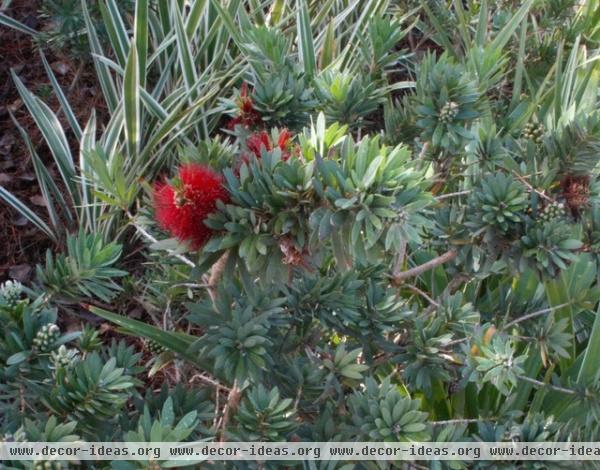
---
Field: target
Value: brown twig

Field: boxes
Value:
[431,418,496,426]
[392,250,458,285]
[517,375,577,396]
[208,251,229,303]
[511,171,554,202]
[217,380,241,442]
[190,373,231,393]
[435,190,472,201]
[418,141,430,160]
[405,284,440,307]
[502,302,573,331]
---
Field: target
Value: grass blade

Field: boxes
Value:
[475,0,488,47]
[0,12,38,35]
[319,19,336,69]
[79,111,99,232]
[134,0,149,88]
[510,16,528,108]
[11,70,79,206]
[268,0,285,26]
[82,0,119,112]
[185,0,207,38]
[173,1,199,101]
[10,113,73,231]
[0,187,56,241]
[39,50,83,141]
[124,43,141,159]
[297,0,316,78]
[209,0,243,48]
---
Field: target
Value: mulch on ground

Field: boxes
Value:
[0,0,105,282]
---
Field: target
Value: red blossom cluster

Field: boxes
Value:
[226,83,299,163]
[153,164,229,250]
[227,83,262,129]
[246,129,295,161]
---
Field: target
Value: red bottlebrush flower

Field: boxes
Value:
[277,128,292,149]
[246,131,272,158]
[277,128,296,161]
[227,82,262,129]
[153,164,229,250]
[245,129,295,161]
[238,82,254,114]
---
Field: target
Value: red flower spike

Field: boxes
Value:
[153,164,229,250]
[247,131,272,158]
[227,82,262,129]
[277,129,292,149]
[245,129,295,161]
[277,128,294,161]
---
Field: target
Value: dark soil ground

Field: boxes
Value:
[0,0,105,282]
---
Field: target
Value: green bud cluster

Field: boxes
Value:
[393,209,408,224]
[0,279,23,306]
[51,345,79,370]
[0,427,29,442]
[439,101,460,124]
[33,461,62,470]
[33,324,60,352]
[146,339,167,355]
[2,428,27,443]
[539,201,566,223]
[522,121,545,144]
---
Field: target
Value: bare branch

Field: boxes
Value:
[435,190,472,201]
[405,284,440,307]
[392,250,458,284]
[511,171,554,202]
[208,251,229,303]
[517,375,577,396]
[502,302,573,331]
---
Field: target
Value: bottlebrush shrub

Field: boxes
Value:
[223,15,405,132]
[7,0,600,459]
[204,115,433,280]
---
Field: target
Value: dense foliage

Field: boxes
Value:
[2,0,600,468]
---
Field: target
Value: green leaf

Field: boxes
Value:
[124,43,141,159]
[297,0,316,78]
[134,0,149,88]
[0,187,56,241]
[12,71,79,206]
[577,303,600,385]
[10,112,74,231]
[7,351,30,366]
[489,0,534,53]
[174,2,199,101]
[320,19,336,69]
[39,50,82,141]
[361,155,383,189]
[0,12,38,36]
[99,0,130,67]
[82,0,118,112]
[88,305,213,372]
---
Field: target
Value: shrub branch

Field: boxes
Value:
[392,250,457,284]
